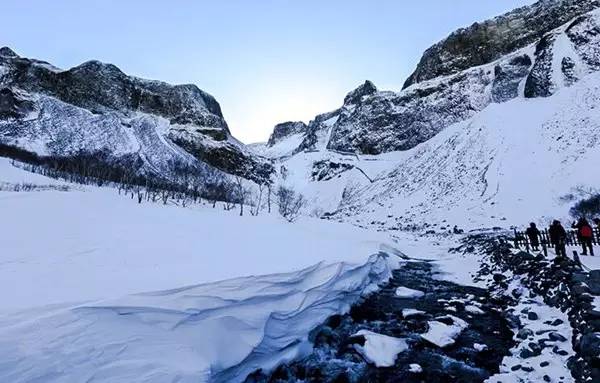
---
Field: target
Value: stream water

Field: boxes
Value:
[245,261,515,383]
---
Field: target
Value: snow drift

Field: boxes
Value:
[0,159,397,382]
[0,255,391,383]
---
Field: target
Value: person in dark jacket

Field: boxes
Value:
[525,222,541,251]
[549,220,567,258]
[573,218,594,256]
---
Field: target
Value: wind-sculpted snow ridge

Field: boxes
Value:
[0,48,273,184]
[0,253,393,383]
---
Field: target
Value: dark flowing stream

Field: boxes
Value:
[245,261,515,383]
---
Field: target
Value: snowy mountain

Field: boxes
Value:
[260,1,600,230]
[0,47,273,184]
[266,1,600,156]
[403,0,600,88]
[2,1,600,382]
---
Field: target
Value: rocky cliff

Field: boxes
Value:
[0,47,272,184]
[267,121,307,147]
[404,0,600,88]
[269,0,600,156]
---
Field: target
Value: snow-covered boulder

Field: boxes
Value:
[352,330,409,368]
[421,315,469,348]
[395,286,425,298]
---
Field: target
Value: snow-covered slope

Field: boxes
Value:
[271,68,600,230]
[336,70,600,229]
[260,5,600,230]
[0,158,402,382]
[0,158,394,310]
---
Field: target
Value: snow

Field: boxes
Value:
[408,363,423,373]
[577,253,600,272]
[251,132,305,159]
[474,343,488,352]
[0,159,405,382]
[352,330,409,368]
[465,305,485,315]
[488,280,575,383]
[0,255,391,383]
[0,159,398,311]
[420,315,469,348]
[402,308,425,318]
[395,286,425,298]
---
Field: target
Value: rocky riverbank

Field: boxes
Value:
[461,234,600,382]
[243,233,600,383]
[245,260,515,382]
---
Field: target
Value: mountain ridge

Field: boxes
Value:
[262,0,600,156]
[0,47,273,186]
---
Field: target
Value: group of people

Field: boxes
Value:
[525,218,599,258]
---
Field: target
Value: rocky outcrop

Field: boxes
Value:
[343,80,377,105]
[0,47,273,184]
[403,0,600,89]
[524,35,556,98]
[294,109,341,153]
[267,121,307,147]
[1,50,228,132]
[0,87,34,119]
[492,55,532,103]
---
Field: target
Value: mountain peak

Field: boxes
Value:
[71,60,126,77]
[0,47,18,58]
[343,80,377,105]
[267,121,307,147]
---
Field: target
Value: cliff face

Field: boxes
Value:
[273,2,600,155]
[0,48,273,184]
[403,0,600,88]
[267,121,307,147]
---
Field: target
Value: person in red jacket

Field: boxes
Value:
[574,218,594,256]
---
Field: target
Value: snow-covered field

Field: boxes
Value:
[0,158,455,383]
[0,158,396,311]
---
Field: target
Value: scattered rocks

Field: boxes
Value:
[247,261,514,383]
[463,234,594,381]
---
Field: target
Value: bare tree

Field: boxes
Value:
[234,176,251,216]
[276,185,306,222]
[570,193,600,218]
[251,183,264,216]
[267,184,272,213]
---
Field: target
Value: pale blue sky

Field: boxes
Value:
[2,1,536,143]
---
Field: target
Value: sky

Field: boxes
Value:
[2,0,537,143]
